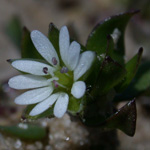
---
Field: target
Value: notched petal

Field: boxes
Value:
[54,93,69,118]
[67,41,81,71]
[8,75,49,90]
[74,51,96,81]
[15,86,53,105]
[31,30,59,66]
[29,93,60,116]
[12,60,55,76]
[59,26,70,66]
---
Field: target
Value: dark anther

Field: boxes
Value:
[43,67,48,74]
[52,57,58,65]
[60,67,68,73]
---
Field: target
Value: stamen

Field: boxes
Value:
[43,67,48,74]
[52,57,58,65]
[53,80,59,88]
[60,66,68,73]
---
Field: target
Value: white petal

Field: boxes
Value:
[71,81,86,99]
[67,41,80,70]
[29,93,60,116]
[15,86,53,105]
[54,93,69,118]
[8,75,49,90]
[74,51,96,81]
[12,60,55,76]
[59,26,70,66]
[31,30,59,66]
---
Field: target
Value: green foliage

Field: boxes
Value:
[81,11,142,136]
[116,47,143,92]
[115,61,150,101]
[0,124,46,140]
[86,10,139,65]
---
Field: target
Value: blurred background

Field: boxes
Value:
[0,0,150,149]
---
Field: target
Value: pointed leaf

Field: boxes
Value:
[116,47,143,92]
[103,99,136,136]
[115,61,150,101]
[86,10,139,65]
[0,124,46,140]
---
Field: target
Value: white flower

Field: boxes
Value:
[8,26,95,118]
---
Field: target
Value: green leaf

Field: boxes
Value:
[5,16,22,49]
[114,61,150,101]
[116,47,143,92]
[93,56,126,95]
[0,124,46,141]
[103,99,136,136]
[23,104,54,120]
[21,27,44,59]
[86,10,139,65]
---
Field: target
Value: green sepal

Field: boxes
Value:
[23,104,54,120]
[116,47,143,92]
[103,99,136,137]
[21,27,44,59]
[0,124,47,141]
[68,96,82,115]
[86,10,140,65]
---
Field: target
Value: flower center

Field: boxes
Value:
[43,58,74,91]
[60,66,68,73]
[54,67,73,89]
